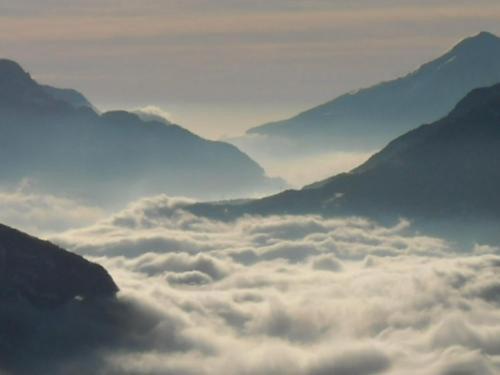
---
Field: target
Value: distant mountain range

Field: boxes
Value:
[190,82,500,241]
[0,59,284,206]
[244,32,500,154]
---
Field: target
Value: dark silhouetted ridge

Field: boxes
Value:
[0,223,118,308]
[0,59,32,83]
[41,84,96,110]
[0,58,73,113]
[191,83,500,230]
[0,225,147,375]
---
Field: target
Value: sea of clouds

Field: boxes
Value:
[28,194,498,375]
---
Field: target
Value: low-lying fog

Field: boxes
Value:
[5,193,496,374]
[226,133,375,187]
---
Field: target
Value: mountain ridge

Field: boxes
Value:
[246,31,500,152]
[0,222,118,308]
[0,59,285,205]
[189,82,500,239]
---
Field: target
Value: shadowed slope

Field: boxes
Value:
[190,83,500,233]
[0,223,118,307]
[0,224,166,375]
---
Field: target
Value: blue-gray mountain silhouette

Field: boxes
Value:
[190,83,500,235]
[0,59,283,205]
[247,32,500,153]
[41,84,97,111]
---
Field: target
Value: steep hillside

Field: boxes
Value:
[191,83,500,232]
[246,32,500,153]
[0,59,284,205]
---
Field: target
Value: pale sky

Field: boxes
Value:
[1,0,500,138]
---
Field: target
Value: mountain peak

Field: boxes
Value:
[474,31,498,40]
[448,82,500,120]
[451,31,500,54]
[0,59,40,100]
[196,82,500,226]
[247,31,500,152]
[0,59,31,82]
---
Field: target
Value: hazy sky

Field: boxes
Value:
[2,0,500,138]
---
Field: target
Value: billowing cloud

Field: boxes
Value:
[18,194,496,374]
[134,105,173,125]
[0,184,104,235]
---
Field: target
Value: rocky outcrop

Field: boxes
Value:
[0,223,118,308]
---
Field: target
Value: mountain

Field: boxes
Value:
[0,223,125,374]
[41,84,97,111]
[190,83,500,241]
[0,59,284,205]
[0,223,118,307]
[245,32,500,153]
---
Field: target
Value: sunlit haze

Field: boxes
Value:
[2,2,500,374]
[1,0,499,138]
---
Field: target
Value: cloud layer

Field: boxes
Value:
[37,194,500,374]
[228,133,374,186]
[0,184,104,235]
